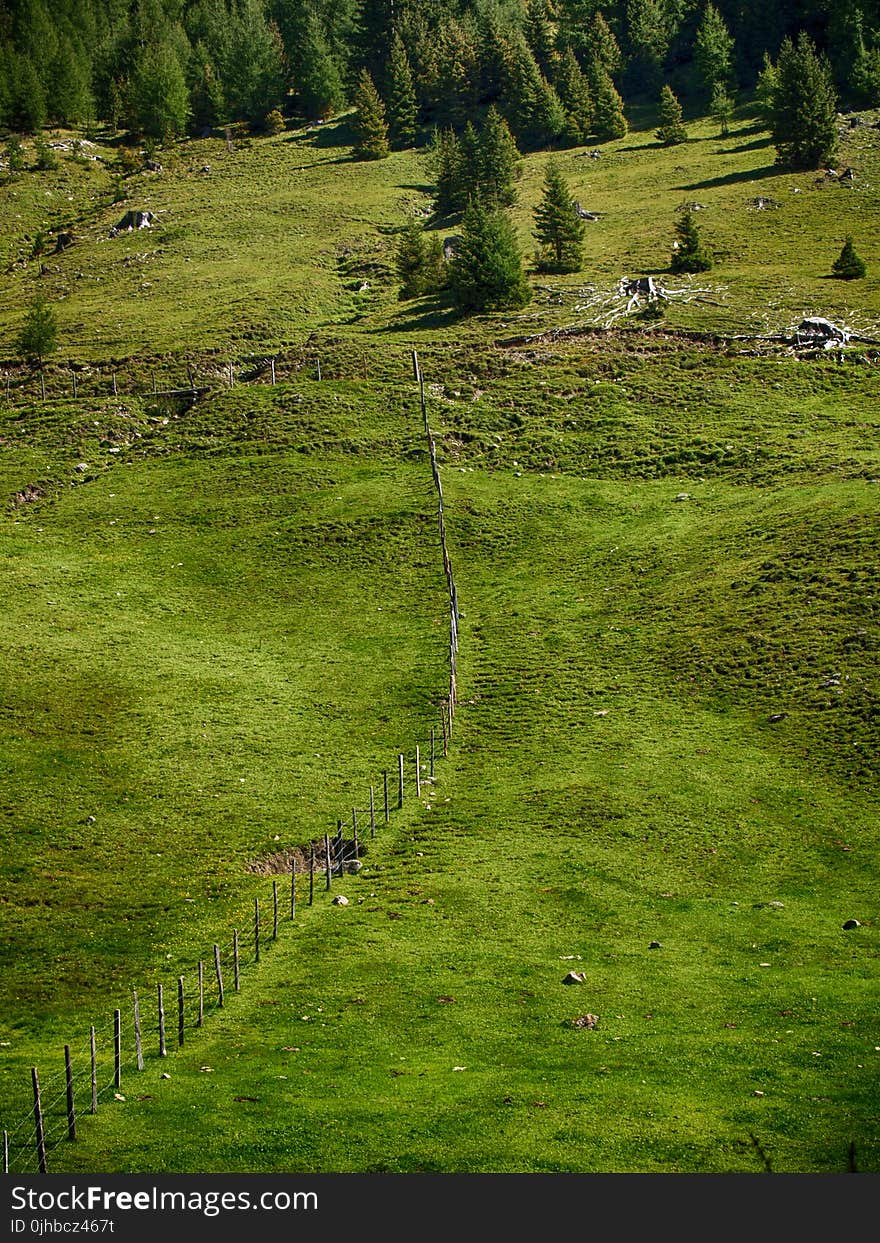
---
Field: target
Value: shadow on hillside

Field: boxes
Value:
[675,163,778,190]
[371,302,461,332]
[722,135,774,154]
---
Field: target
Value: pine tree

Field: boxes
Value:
[831,237,867,279]
[504,34,565,150]
[625,0,676,92]
[533,158,586,273]
[394,220,447,298]
[771,33,838,169]
[671,209,712,273]
[449,197,531,313]
[130,41,191,142]
[710,82,734,137]
[297,14,346,120]
[755,51,777,128]
[12,54,47,133]
[386,33,417,150]
[16,296,58,365]
[190,45,226,131]
[352,69,390,160]
[4,134,25,177]
[33,130,58,170]
[524,0,558,76]
[554,47,592,146]
[430,127,466,215]
[694,4,735,99]
[476,107,521,207]
[589,63,627,141]
[587,12,623,77]
[656,84,687,145]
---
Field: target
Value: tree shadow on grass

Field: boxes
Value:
[369,300,463,333]
[674,163,779,191]
[720,135,774,154]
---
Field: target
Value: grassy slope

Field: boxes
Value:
[1,103,878,1173]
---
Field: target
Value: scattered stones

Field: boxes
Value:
[842,918,861,930]
[674,492,690,502]
[113,1093,125,1101]
[768,713,787,723]
[75,462,89,473]
[562,970,587,985]
[649,940,662,949]
[570,1013,599,1029]
[753,1089,765,1097]
[768,901,785,909]
[332,894,349,906]
[160,1072,171,1079]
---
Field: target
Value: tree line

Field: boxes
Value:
[1,0,879,142]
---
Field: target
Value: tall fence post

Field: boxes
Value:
[324,834,332,891]
[316,355,322,382]
[369,785,376,838]
[270,358,276,385]
[3,1128,8,1174]
[214,944,224,1008]
[32,1067,47,1174]
[430,727,436,778]
[254,897,261,963]
[112,372,118,396]
[178,977,185,1047]
[114,1009,122,1089]
[158,983,167,1057]
[272,880,278,940]
[309,845,315,905]
[64,1045,76,1141]
[398,753,404,809]
[198,962,205,1027]
[415,745,421,798]
[383,771,390,823]
[133,990,144,1071]
[290,861,296,920]
[89,1026,97,1114]
[233,931,240,991]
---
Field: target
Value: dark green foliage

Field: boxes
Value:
[671,208,712,273]
[771,33,839,169]
[589,62,627,141]
[10,54,47,133]
[430,109,521,215]
[263,107,285,135]
[755,51,777,127]
[448,197,531,312]
[130,40,191,141]
[15,296,58,365]
[831,237,867,279]
[624,0,678,91]
[4,134,26,176]
[33,131,58,170]
[294,13,346,120]
[710,81,734,136]
[852,42,880,107]
[430,126,467,214]
[585,12,623,76]
[656,83,687,145]
[524,0,558,75]
[694,3,735,98]
[554,46,593,145]
[386,33,418,150]
[533,158,586,273]
[394,220,447,299]
[504,33,565,150]
[189,45,226,131]
[352,69,390,160]
[223,0,286,127]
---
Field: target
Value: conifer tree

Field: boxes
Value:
[130,41,190,142]
[4,134,25,177]
[533,158,586,273]
[670,209,712,273]
[771,33,838,169]
[694,4,735,99]
[554,46,592,145]
[449,197,531,313]
[476,107,521,207]
[587,12,623,77]
[297,13,346,120]
[525,0,558,76]
[394,220,446,298]
[190,45,226,131]
[589,63,627,141]
[831,237,867,279]
[755,51,778,127]
[12,54,47,133]
[505,35,565,150]
[386,32,417,149]
[656,84,687,145]
[16,296,58,365]
[33,130,58,171]
[352,69,390,160]
[430,127,466,214]
[710,81,734,137]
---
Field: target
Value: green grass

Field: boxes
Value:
[0,103,877,1175]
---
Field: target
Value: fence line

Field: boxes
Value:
[1,352,462,1172]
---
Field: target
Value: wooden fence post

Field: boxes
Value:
[383,770,390,823]
[272,880,278,940]
[64,1045,76,1141]
[324,833,332,890]
[178,978,185,1047]
[158,983,166,1057]
[112,372,118,396]
[197,962,204,1027]
[214,944,224,1008]
[415,745,421,798]
[254,897,261,962]
[89,1026,97,1114]
[3,1128,8,1174]
[114,1010,122,1088]
[430,727,435,778]
[309,845,315,904]
[270,358,276,385]
[398,753,404,809]
[133,989,144,1071]
[233,931,240,991]
[316,356,322,381]
[290,861,296,919]
[369,785,376,838]
[32,1068,47,1174]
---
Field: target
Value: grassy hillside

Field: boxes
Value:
[0,101,877,1174]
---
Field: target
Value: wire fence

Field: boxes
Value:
[1,349,460,1174]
